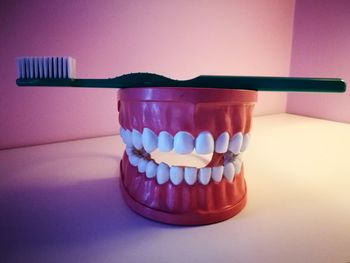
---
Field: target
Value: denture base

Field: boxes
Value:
[120,153,247,225]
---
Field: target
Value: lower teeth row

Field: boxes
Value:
[125,147,242,186]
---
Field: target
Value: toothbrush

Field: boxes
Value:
[16,57,346,92]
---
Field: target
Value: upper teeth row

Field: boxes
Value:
[120,127,250,155]
[126,147,242,185]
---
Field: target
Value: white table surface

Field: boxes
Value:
[1,114,349,263]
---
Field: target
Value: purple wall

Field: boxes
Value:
[0,0,295,149]
[288,0,350,123]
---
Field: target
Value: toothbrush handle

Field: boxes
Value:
[16,75,346,92]
[187,76,346,92]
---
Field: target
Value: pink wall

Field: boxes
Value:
[288,0,350,123]
[0,0,295,149]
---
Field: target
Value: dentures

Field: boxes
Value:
[118,87,257,225]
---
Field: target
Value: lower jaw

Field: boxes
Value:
[120,153,247,225]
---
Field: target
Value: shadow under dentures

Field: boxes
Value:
[0,153,184,259]
[0,177,180,253]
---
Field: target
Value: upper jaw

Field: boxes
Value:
[118,88,256,141]
[120,127,250,156]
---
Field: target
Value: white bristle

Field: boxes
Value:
[24,57,29,78]
[53,57,57,78]
[68,57,73,78]
[62,57,67,78]
[58,57,62,78]
[20,58,25,79]
[29,57,34,79]
[72,58,76,78]
[34,57,38,78]
[43,57,48,78]
[25,58,30,78]
[16,56,76,79]
[48,57,53,78]
[38,57,43,78]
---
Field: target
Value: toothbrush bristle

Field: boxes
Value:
[16,56,76,79]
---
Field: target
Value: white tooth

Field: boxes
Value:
[174,131,194,154]
[228,132,243,155]
[145,160,157,179]
[215,132,229,153]
[156,162,170,185]
[223,162,235,182]
[125,146,133,157]
[132,129,143,150]
[170,166,183,186]
[125,129,133,146]
[233,158,242,174]
[158,131,173,152]
[212,166,223,182]
[184,167,197,185]
[142,128,158,153]
[129,155,140,167]
[199,167,211,185]
[240,133,250,152]
[137,158,148,173]
[120,127,133,146]
[195,131,214,154]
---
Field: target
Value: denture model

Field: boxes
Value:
[16,56,346,225]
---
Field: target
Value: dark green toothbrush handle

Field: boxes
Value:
[16,73,346,92]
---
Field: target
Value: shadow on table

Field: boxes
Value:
[0,173,180,253]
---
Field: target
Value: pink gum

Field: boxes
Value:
[118,87,257,139]
[120,153,247,225]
